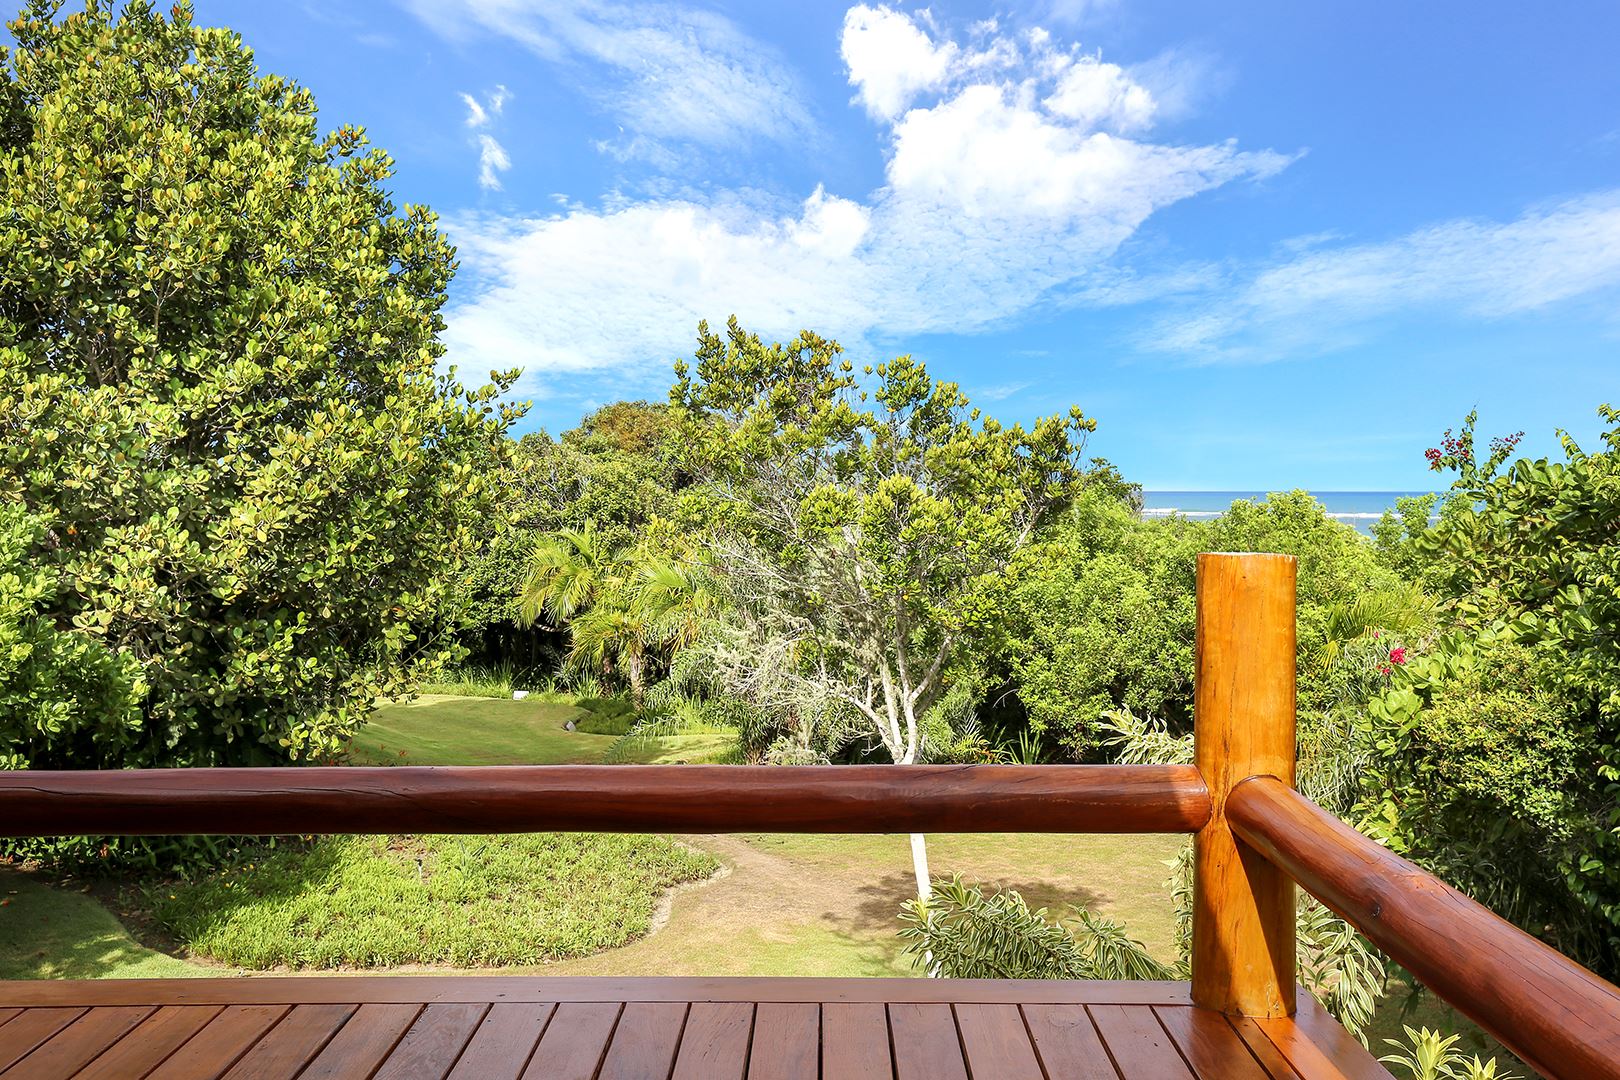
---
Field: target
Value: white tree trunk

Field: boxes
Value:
[909,830,932,901]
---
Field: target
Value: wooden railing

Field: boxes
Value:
[2,553,1618,1079]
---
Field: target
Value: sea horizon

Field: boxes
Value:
[1140,490,1438,536]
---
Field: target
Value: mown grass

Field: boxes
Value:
[144,833,717,969]
[350,695,736,765]
[0,866,200,980]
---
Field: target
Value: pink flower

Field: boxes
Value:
[1389,647,1406,665]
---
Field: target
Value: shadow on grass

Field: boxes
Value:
[843,869,1110,959]
[0,866,199,980]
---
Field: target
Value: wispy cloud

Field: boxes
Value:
[1143,191,1620,362]
[404,0,813,164]
[440,6,1290,388]
[461,86,511,190]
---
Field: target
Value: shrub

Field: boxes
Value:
[572,696,636,735]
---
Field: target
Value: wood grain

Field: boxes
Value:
[144,1005,291,1080]
[1089,1003,1196,1080]
[820,1002,893,1080]
[669,1002,752,1080]
[0,763,1210,837]
[2,1005,152,1079]
[597,1002,688,1080]
[522,1000,622,1080]
[1154,1005,1273,1080]
[887,1003,968,1080]
[372,1002,489,1080]
[446,1002,555,1080]
[219,1003,354,1080]
[74,1005,223,1080]
[746,1002,819,1080]
[1191,552,1298,1017]
[0,1008,84,1073]
[1231,775,1620,1080]
[954,1003,1044,1080]
[1021,1004,1120,1080]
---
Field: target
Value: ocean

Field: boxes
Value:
[1140,492,1437,536]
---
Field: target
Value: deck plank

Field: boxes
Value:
[3,1005,154,1079]
[887,1003,968,1080]
[0,1008,84,1073]
[219,1003,355,1080]
[747,1002,819,1080]
[299,1002,422,1080]
[598,1002,687,1080]
[955,1003,1044,1080]
[820,1003,892,1080]
[670,1002,752,1080]
[0,979,1394,1079]
[373,1002,489,1080]
[1090,1003,1197,1080]
[1021,1003,1120,1080]
[145,1005,292,1080]
[75,1005,224,1080]
[1252,996,1394,1080]
[1227,1018,1306,1080]
[522,1001,623,1080]
[1155,1006,1274,1080]
[446,1003,556,1080]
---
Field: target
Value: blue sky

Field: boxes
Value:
[205,0,1618,488]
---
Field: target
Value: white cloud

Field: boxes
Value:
[841,4,959,121]
[439,6,1290,388]
[1044,55,1156,132]
[460,87,512,189]
[1143,192,1620,362]
[477,134,511,190]
[406,0,812,162]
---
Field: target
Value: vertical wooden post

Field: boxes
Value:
[1191,552,1297,1017]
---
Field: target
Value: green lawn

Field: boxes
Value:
[349,695,735,765]
[0,868,200,980]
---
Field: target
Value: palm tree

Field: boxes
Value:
[564,601,656,709]
[517,524,612,627]
[518,526,725,710]
[633,557,723,651]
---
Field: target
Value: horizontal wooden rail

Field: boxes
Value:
[1228,774,1620,1080]
[0,764,1212,837]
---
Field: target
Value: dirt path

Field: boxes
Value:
[534,831,1184,978]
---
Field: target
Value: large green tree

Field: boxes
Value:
[0,1,518,768]
[673,317,1096,898]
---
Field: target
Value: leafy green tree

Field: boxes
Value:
[673,317,1096,898]
[0,1,518,768]
[991,489,1201,758]
[0,504,142,768]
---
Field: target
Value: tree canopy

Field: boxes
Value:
[0,1,518,769]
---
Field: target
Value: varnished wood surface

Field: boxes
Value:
[1230,775,1620,1080]
[0,764,1211,837]
[1191,552,1298,1017]
[0,979,1389,1078]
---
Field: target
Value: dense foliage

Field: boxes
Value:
[1361,407,1620,975]
[0,1,517,770]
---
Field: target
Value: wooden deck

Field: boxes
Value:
[0,978,1391,1079]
